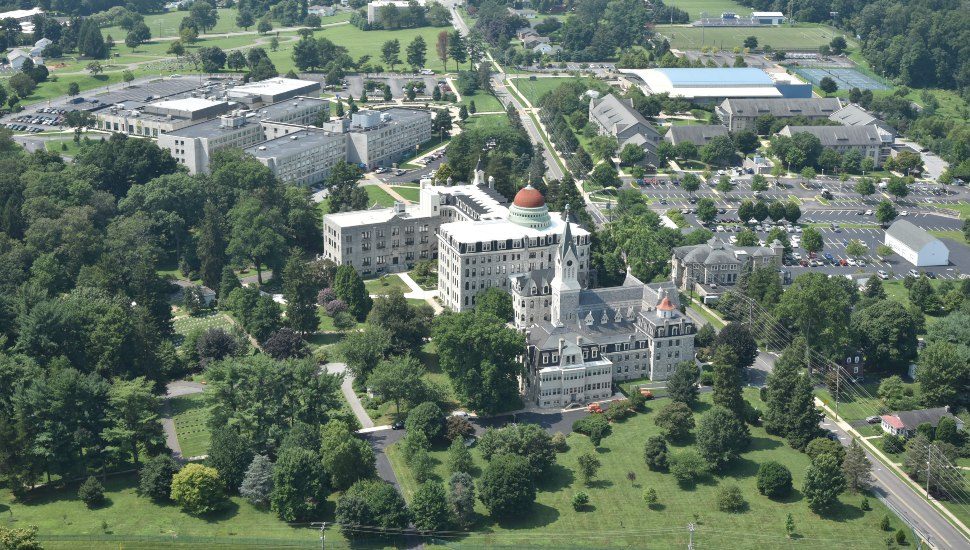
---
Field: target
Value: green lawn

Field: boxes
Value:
[461,88,504,113]
[169,393,211,458]
[391,185,420,202]
[173,312,235,348]
[364,185,398,207]
[388,389,911,548]
[102,8,242,39]
[44,138,85,156]
[0,473,354,549]
[662,0,751,18]
[461,113,511,132]
[880,279,948,331]
[364,273,411,295]
[655,24,850,51]
[510,76,598,106]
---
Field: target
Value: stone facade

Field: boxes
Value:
[671,238,784,302]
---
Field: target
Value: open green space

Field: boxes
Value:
[663,0,751,18]
[364,184,398,207]
[44,138,85,156]
[655,24,849,51]
[0,474,352,549]
[391,185,421,202]
[880,279,947,331]
[360,341,459,425]
[461,88,504,113]
[102,8,242,39]
[388,389,909,548]
[169,393,211,458]
[461,113,510,132]
[364,273,411,295]
[510,76,591,106]
[173,312,235,347]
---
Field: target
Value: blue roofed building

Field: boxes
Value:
[620,67,812,102]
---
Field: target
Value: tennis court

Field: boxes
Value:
[793,66,891,91]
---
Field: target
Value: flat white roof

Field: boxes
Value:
[151,97,226,112]
[0,7,42,19]
[620,68,783,98]
[752,11,784,17]
[325,204,431,227]
[433,184,508,219]
[229,78,317,97]
[441,213,588,244]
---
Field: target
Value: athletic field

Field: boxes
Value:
[655,24,847,51]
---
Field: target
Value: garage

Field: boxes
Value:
[884,220,950,267]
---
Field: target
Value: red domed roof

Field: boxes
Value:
[513,185,545,208]
[657,296,676,311]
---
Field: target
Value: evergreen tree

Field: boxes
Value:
[803,454,846,513]
[196,201,226,292]
[448,471,475,529]
[239,455,275,506]
[712,348,745,418]
[411,481,451,531]
[666,361,698,406]
[218,265,241,300]
[763,342,804,436]
[786,374,823,450]
[282,250,318,333]
[842,440,872,493]
[332,265,372,320]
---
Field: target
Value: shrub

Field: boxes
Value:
[170,464,227,515]
[669,450,708,485]
[895,529,907,544]
[138,455,181,501]
[445,416,474,441]
[572,414,612,446]
[643,488,658,508]
[654,401,695,441]
[756,461,793,499]
[551,432,569,452]
[572,491,589,510]
[78,476,105,508]
[604,399,634,422]
[716,484,746,513]
[882,434,905,454]
[643,435,669,471]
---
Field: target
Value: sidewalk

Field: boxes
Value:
[397,272,443,313]
[325,362,374,429]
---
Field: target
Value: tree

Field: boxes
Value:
[8,74,35,98]
[806,437,845,463]
[886,177,909,200]
[412,481,451,531]
[875,200,897,225]
[716,323,758,370]
[699,135,737,167]
[477,423,556,477]
[236,8,255,29]
[757,461,793,498]
[643,436,669,471]
[333,265,372,320]
[786,513,796,538]
[339,325,393,381]
[447,437,473,475]
[696,197,717,224]
[917,342,969,408]
[577,453,601,486]
[407,35,427,70]
[381,39,401,71]
[667,361,698,406]
[448,472,476,529]
[239,455,274,506]
[76,476,105,508]
[207,428,254,494]
[263,328,309,360]
[743,36,759,49]
[697,405,750,470]
[476,287,514,321]
[908,276,938,313]
[281,252,318,333]
[479,454,536,518]
[819,76,838,94]
[801,226,824,254]
[368,288,433,353]
[406,402,444,443]
[681,173,701,195]
[842,441,872,493]
[620,143,646,166]
[572,414,612,447]
[654,401,695,442]
[139,454,181,502]
[335,480,411,535]
[170,464,227,515]
[271,447,328,521]
[855,178,875,197]
[844,239,869,259]
[589,162,621,188]
[572,491,590,510]
[716,484,746,512]
[320,420,376,490]
[787,374,825,450]
[803,454,846,513]
[102,377,163,466]
[851,299,918,370]
[669,450,709,485]
[368,355,429,413]
[717,175,733,193]
[436,31,449,69]
[829,36,847,54]
[712,352,745,418]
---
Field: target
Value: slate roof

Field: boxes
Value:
[885,220,943,252]
[718,97,842,118]
[891,407,956,429]
[589,94,659,141]
[664,124,729,146]
[779,124,882,146]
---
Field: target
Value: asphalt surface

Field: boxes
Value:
[821,417,970,549]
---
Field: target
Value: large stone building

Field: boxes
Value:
[778,124,887,167]
[322,108,433,170]
[588,94,661,165]
[715,97,843,132]
[671,238,784,302]
[322,164,507,276]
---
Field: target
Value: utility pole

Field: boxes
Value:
[835,365,841,421]
[925,444,933,498]
[687,523,695,550]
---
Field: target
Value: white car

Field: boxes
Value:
[877,270,889,279]
[792,252,802,260]
[900,210,909,216]
[729,236,737,244]
[864,210,873,216]
[847,258,857,266]
[716,225,725,232]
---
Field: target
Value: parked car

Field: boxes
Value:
[866,416,881,424]
[587,403,603,414]
[391,420,405,430]
[908,269,920,277]
[925,271,936,279]
[877,270,889,280]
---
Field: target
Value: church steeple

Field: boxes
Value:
[473,155,485,186]
[550,206,581,325]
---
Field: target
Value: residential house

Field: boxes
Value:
[881,407,964,438]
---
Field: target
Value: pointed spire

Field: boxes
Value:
[559,204,573,257]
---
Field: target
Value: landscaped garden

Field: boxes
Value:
[387,389,911,548]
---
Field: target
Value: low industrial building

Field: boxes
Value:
[588,94,660,165]
[94,97,233,138]
[663,124,729,147]
[884,220,950,267]
[694,11,786,26]
[716,97,844,132]
[621,68,812,102]
[778,124,886,166]
[671,238,784,302]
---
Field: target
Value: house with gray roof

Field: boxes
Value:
[880,407,963,438]
[716,97,843,132]
[588,94,660,165]
[884,219,949,267]
[663,124,730,147]
[671,238,784,302]
[778,124,886,166]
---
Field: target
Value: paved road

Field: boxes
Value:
[821,416,970,549]
[325,362,374,429]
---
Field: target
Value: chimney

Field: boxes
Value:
[488,175,495,189]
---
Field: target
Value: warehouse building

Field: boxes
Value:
[620,68,812,102]
[884,220,950,267]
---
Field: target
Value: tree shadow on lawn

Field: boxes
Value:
[586,479,613,489]
[538,463,575,492]
[489,502,560,530]
[817,500,865,523]
[17,472,138,507]
[199,500,242,524]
